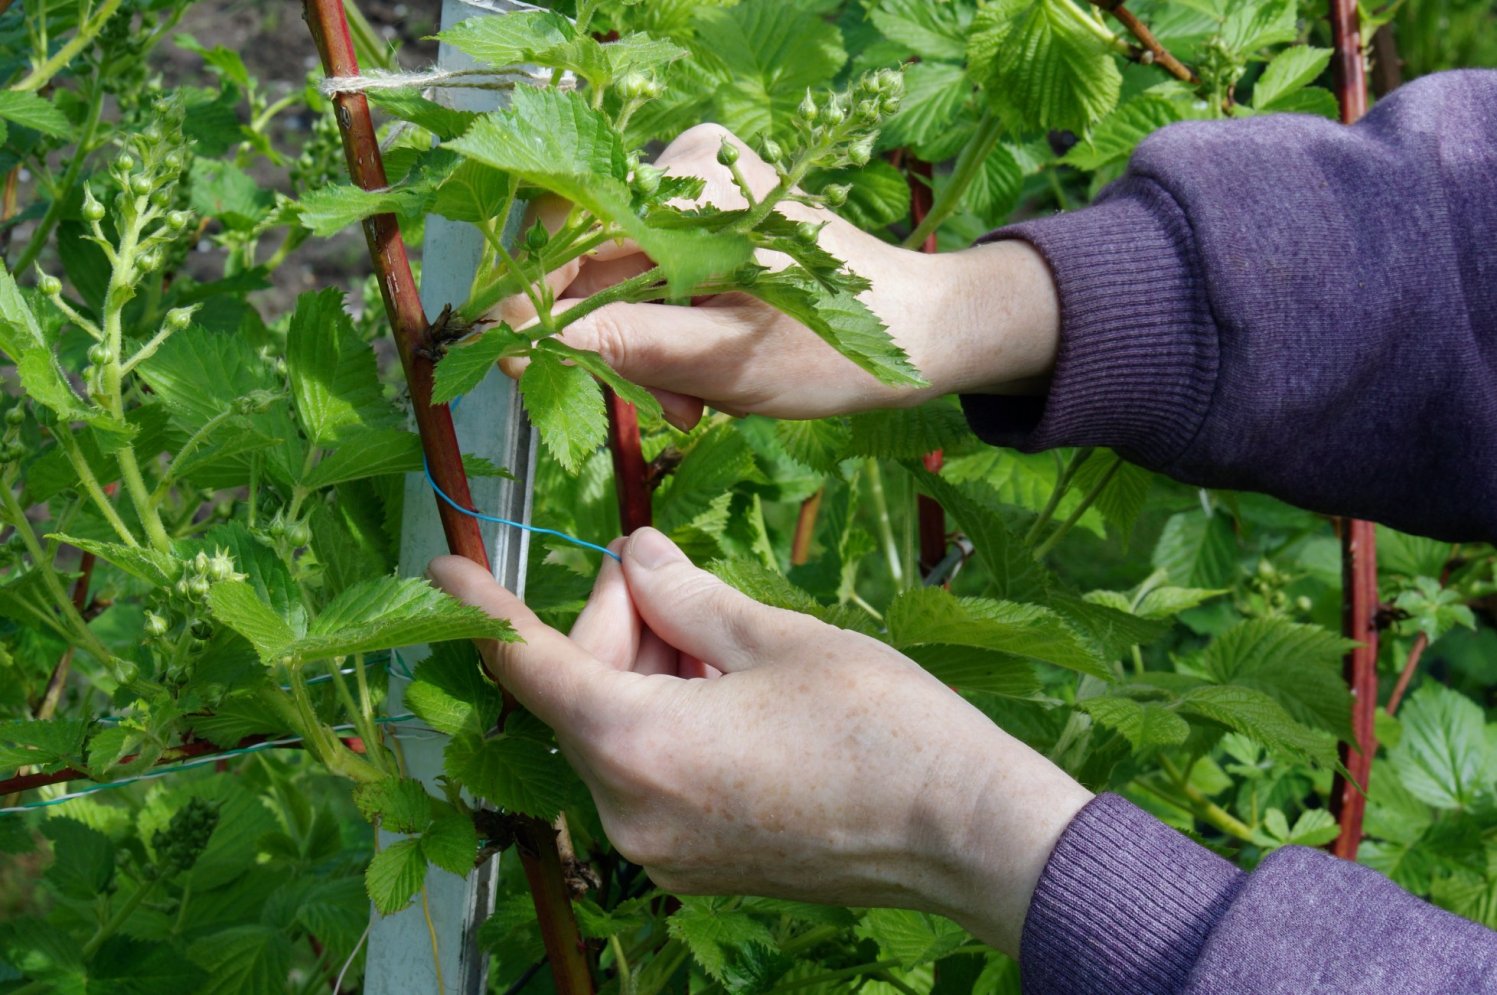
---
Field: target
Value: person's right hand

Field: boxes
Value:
[493,124,1061,430]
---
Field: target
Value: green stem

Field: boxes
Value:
[900,111,1004,250]
[152,409,234,498]
[1032,455,1121,560]
[865,459,905,590]
[13,0,124,92]
[82,871,158,959]
[551,265,664,334]
[1157,754,1257,843]
[459,226,608,324]
[13,83,105,274]
[0,472,116,665]
[1023,448,1095,545]
[53,430,137,545]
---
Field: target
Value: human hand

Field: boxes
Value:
[428,528,1091,957]
[492,124,1060,430]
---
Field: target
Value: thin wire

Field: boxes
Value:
[0,715,419,816]
[422,393,622,562]
[421,453,620,562]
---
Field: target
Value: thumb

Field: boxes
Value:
[620,528,816,673]
[427,555,608,729]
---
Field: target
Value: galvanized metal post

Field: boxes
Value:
[365,2,536,991]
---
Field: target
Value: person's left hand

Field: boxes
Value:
[428,528,1092,957]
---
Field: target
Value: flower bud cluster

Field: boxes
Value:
[773,68,905,199]
[173,547,245,603]
[102,97,197,272]
[152,797,221,876]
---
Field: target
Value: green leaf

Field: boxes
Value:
[1079,695,1191,754]
[668,897,776,983]
[657,422,760,533]
[444,731,577,821]
[187,926,293,995]
[355,776,433,834]
[448,87,751,295]
[432,325,526,405]
[41,818,115,901]
[0,90,74,139]
[422,812,479,877]
[870,0,969,61]
[1253,46,1332,109]
[206,580,300,661]
[1221,0,1299,54]
[190,160,273,230]
[365,838,428,914]
[437,9,573,68]
[404,642,504,737]
[46,533,178,586]
[1152,510,1237,588]
[1064,92,1202,171]
[303,429,424,489]
[286,288,398,446]
[0,264,47,360]
[1388,683,1496,810]
[1200,618,1355,739]
[957,143,1023,225]
[367,90,479,141]
[888,586,1106,678]
[846,400,974,461]
[519,348,607,474]
[692,0,847,142]
[541,338,663,420]
[855,908,966,968]
[1178,684,1338,767]
[908,469,1048,602]
[90,936,209,995]
[0,718,88,770]
[775,417,851,473]
[743,272,925,389]
[968,0,1123,134]
[1252,807,1341,850]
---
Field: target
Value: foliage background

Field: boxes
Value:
[1,0,1496,993]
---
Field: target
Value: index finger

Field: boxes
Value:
[427,555,609,730]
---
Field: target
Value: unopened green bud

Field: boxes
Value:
[631,163,663,197]
[286,521,311,547]
[716,140,740,167]
[87,344,113,366]
[761,139,784,164]
[36,273,62,296]
[166,210,193,230]
[794,221,820,245]
[188,576,211,598]
[143,123,164,143]
[525,220,549,252]
[150,187,173,209]
[137,249,163,273]
[822,183,850,207]
[162,151,185,173]
[4,406,25,427]
[130,174,153,197]
[144,612,170,637]
[114,153,136,173]
[798,91,819,122]
[847,136,875,167]
[820,100,845,126]
[618,72,653,100]
[81,190,107,222]
[164,307,194,332]
[855,99,880,123]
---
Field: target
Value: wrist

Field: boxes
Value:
[915,726,1092,957]
[905,240,1061,402]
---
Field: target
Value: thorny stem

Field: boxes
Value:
[82,870,159,959]
[901,112,1004,250]
[552,265,664,334]
[13,0,125,93]
[1088,0,1198,83]
[302,3,593,990]
[1032,454,1119,559]
[790,487,824,566]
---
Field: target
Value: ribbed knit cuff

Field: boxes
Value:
[961,180,1219,470]
[1019,794,1245,995]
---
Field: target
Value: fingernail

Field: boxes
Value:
[663,409,693,433]
[628,527,684,569]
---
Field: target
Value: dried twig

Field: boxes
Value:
[1089,0,1197,84]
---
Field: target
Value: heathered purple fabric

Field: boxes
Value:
[959,71,1497,992]
[963,70,1497,542]
[1020,796,1497,994]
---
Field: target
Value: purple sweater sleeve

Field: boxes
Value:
[1020,795,1497,993]
[962,69,1497,542]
